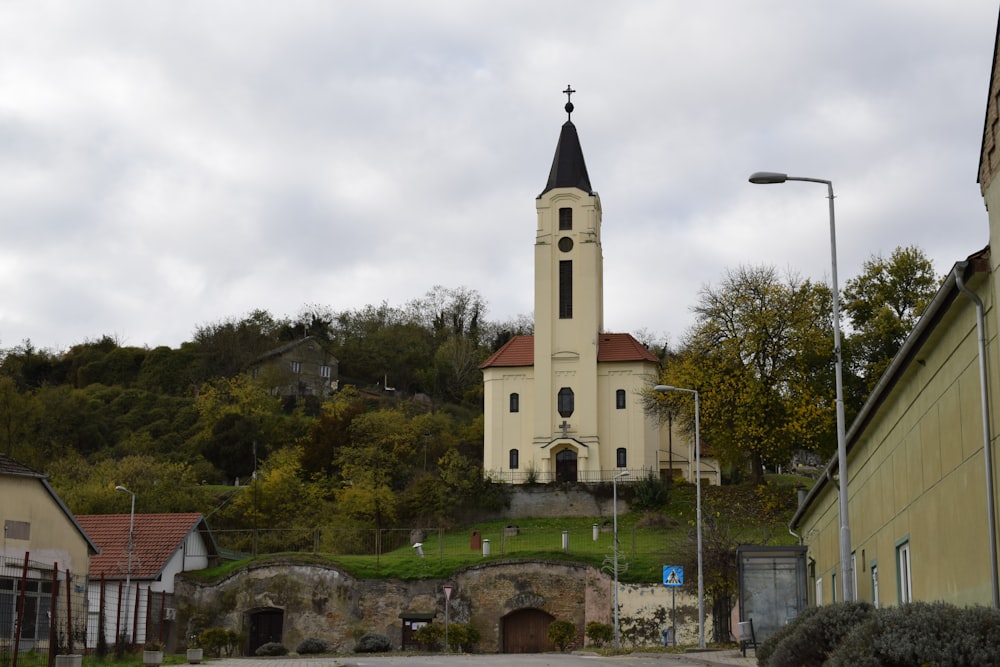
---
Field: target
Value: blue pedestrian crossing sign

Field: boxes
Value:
[663,565,684,587]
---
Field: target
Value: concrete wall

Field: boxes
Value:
[497,484,629,519]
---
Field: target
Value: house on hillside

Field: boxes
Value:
[75,513,218,651]
[481,94,720,486]
[247,336,338,400]
[790,9,1000,609]
[0,454,99,651]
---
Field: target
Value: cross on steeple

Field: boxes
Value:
[559,420,571,438]
[563,85,576,120]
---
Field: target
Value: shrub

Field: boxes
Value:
[354,632,392,653]
[756,606,819,666]
[763,601,874,667]
[295,637,328,655]
[630,471,670,510]
[447,623,481,652]
[828,602,1000,667]
[585,621,613,647]
[414,623,445,651]
[548,620,576,651]
[198,627,239,657]
[254,642,287,656]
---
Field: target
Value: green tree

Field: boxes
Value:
[842,245,938,396]
[0,376,36,458]
[654,266,835,483]
[48,453,211,514]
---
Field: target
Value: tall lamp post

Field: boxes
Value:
[114,485,136,643]
[749,171,854,602]
[653,385,704,648]
[612,470,630,649]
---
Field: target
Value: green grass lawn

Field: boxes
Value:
[192,479,805,584]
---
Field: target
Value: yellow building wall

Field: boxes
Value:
[798,270,998,607]
[1,475,92,576]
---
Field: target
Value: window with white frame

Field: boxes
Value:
[319,365,332,378]
[815,577,823,606]
[871,562,880,608]
[290,361,302,373]
[897,541,913,603]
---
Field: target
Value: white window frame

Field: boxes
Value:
[897,540,913,603]
[815,577,823,606]
[871,562,880,609]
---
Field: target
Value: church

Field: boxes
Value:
[481,91,718,485]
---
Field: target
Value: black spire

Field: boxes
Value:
[541,86,592,195]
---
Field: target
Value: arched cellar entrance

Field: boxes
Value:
[501,608,555,653]
[246,608,283,655]
[555,449,578,482]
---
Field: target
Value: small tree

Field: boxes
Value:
[548,620,576,651]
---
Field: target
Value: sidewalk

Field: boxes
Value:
[654,648,757,666]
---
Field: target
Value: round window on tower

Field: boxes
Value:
[558,236,574,252]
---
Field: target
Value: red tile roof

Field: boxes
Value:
[596,333,659,363]
[76,513,208,580]
[480,333,658,368]
[480,335,534,368]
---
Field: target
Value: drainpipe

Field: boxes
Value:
[953,262,999,608]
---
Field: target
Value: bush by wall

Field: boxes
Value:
[548,620,576,651]
[254,642,287,656]
[585,621,613,647]
[295,637,328,654]
[828,602,1000,667]
[354,632,392,653]
[761,601,874,667]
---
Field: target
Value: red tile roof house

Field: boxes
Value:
[75,513,218,652]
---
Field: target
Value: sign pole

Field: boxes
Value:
[442,584,453,652]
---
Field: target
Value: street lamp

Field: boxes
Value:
[115,484,136,643]
[653,385,704,648]
[749,171,854,602]
[612,470,630,649]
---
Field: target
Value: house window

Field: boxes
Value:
[319,365,331,378]
[616,447,627,468]
[559,207,572,230]
[871,562,880,609]
[290,361,302,373]
[851,552,858,601]
[559,261,573,318]
[557,387,574,418]
[815,577,823,606]
[250,367,259,379]
[831,572,837,603]
[510,449,519,470]
[510,393,519,413]
[0,577,51,641]
[897,540,912,603]
[616,389,626,409]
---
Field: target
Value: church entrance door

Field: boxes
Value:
[555,449,578,482]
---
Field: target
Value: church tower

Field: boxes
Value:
[481,89,687,484]
[532,88,605,476]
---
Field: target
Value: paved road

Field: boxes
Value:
[198,650,756,667]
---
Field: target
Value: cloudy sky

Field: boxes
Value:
[1,2,996,353]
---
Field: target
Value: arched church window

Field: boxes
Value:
[510,393,519,413]
[559,207,572,230]
[557,387,574,417]
[616,389,626,409]
[616,447,627,468]
[510,449,519,469]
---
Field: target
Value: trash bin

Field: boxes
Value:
[470,530,481,550]
[482,538,491,556]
